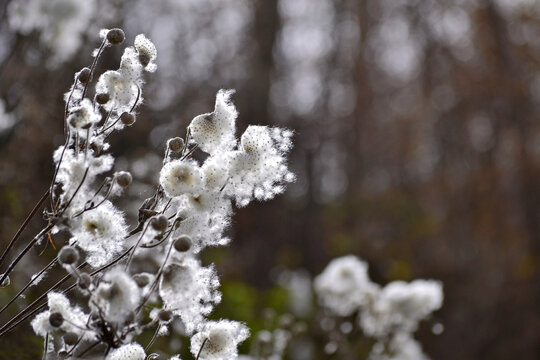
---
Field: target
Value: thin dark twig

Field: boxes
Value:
[0,223,54,287]
[42,332,49,360]
[76,340,102,358]
[124,222,151,270]
[0,188,49,269]
[0,229,140,337]
[0,258,57,316]
[145,325,161,352]
[82,39,107,100]
[129,85,141,113]
[181,144,198,160]
[196,338,209,360]
[0,261,87,337]
[136,242,175,315]
[58,167,89,217]
[49,135,71,211]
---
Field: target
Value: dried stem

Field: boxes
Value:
[0,188,49,269]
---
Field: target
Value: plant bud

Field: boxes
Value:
[78,273,92,290]
[120,112,135,126]
[78,67,91,83]
[95,93,110,105]
[106,28,125,45]
[168,137,184,152]
[49,312,64,327]
[58,246,79,265]
[151,215,169,232]
[157,309,172,322]
[133,273,151,287]
[139,52,151,67]
[115,171,132,187]
[63,332,78,346]
[173,235,191,252]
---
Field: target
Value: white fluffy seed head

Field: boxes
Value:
[90,267,141,325]
[67,99,100,130]
[314,255,379,316]
[160,159,204,197]
[190,320,249,360]
[105,343,146,360]
[188,90,237,155]
[134,34,157,72]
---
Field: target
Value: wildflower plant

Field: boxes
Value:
[0,28,294,359]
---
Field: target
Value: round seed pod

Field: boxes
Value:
[168,137,184,152]
[95,93,110,105]
[120,112,135,126]
[58,246,79,265]
[106,28,125,45]
[78,67,91,84]
[139,52,151,67]
[63,332,79,346]
[173,235,191,252]
[49,312,64,327]
[157,309,172,322]
[78,273,92,290]
[133,273,151,287]
[151,215,169,232]
[115,171,132,187]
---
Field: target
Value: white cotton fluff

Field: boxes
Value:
[160,159,204,197]
[106,343,146,360]
[360,279,443,338]
[173,193,232,251]
[227,126,295,207]
[189,90,237,155]
[314,255,379,316]
[201,155,230,191]
[135,34,158,72]
[368,333,430,360]
[69,200,128,267]
[52,148,115,211]
[31,292,89,338]
[95,38,152,115]
[190,320,249,360]
[67,98,101,131]
[91,267,141,324]
[159,257,221,334]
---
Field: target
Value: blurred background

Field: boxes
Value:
[1,0,540,358]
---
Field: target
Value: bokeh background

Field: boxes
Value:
[1,0,540,358]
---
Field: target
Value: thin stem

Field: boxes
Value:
[136,241,175,315]
[129,85,141,113]
[0,236,140,337]
[76,340,102,358]
[181,144,198,160]
[145,325,161,352]
[82,39,107,100]
[0,261,87,337]
[124,222,151,271]
[0,223,54,287]
[0,258,57,317]
[196,338,208,360]
[0,188,49,269]
[58,167,89,217]
[49,135,71,211]
[42,332,49,360]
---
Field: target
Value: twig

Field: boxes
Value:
[0,188,49,269]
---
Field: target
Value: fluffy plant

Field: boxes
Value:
[0,27,444,360]
[0,28,294,359]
